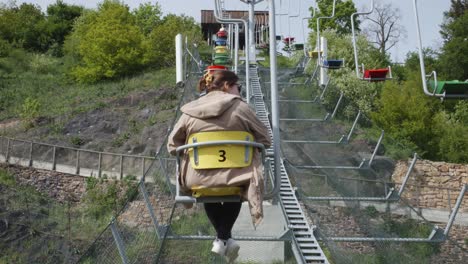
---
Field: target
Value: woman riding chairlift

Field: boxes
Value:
[167,70,271,262]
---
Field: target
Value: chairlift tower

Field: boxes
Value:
[241,0,264,62]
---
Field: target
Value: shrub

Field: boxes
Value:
[0,168,16,186]
[64,0,147,83]
[19,97,41,128]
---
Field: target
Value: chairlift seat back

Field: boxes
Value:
[215,40,227,46]
[429,80,468,95]
[206,65,228,73]
[323,59,343,69]
[217,31,228,38]
[293,44,304,50]
[364,68,389,82]
[187,131,255,169]
[308,50,321,58]
[215,46,228,53]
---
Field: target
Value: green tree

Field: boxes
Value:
[432,100,468,163]
[64,0,147,83]
[309,0,360,35]
[438,0,468,80]
[45,0,84,56]
[132,2,163,36]
[364,2,406,58]
[307,29,385,113]
[371,76,440,159]
[0,3,50,52]
[146,14,203,68]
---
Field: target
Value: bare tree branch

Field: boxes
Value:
[362,2,407,58]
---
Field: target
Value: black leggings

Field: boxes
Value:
[204,202,242,240]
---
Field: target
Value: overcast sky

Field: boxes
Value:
[18,0,451,62]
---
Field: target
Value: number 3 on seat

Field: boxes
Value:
[187,131,255,169]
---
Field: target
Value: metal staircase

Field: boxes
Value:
[249,64,329,264]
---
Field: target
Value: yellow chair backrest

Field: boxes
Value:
[187,131,254,169]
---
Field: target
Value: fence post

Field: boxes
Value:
[120,155,124,180]
[76,150,80,175]
[141,157,145,181]
[110,219,129,264]
[5,138,10,163]
[52,146,57,170]
[98,153,102,178]
[29,141,33,167]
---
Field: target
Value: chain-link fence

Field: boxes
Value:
[260,65,468,264]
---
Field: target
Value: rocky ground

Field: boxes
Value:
[0,86,180,157]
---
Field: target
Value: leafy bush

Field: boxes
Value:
[83,177,123,219]
[64,0,147,83]
[0,168,16,186]
[431,101,468,163]
[146,14,203,68]
[19,97,41,128]
[371,77,440,159]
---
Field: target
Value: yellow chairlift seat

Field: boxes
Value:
[308,50,322,58]
[175,131,265,203]
[187,131,254,169]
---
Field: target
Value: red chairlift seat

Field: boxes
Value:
[363,68,389,82]
[217,30,227,38]
[283,37,295,44]
[206,65,228,74]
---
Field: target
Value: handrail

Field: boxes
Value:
[351,0,374,78]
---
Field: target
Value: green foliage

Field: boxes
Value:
[45,0,84,56]
[0,3,50,52]
[65,0,147,83]
[0,168,16,186]
[382,218,440,258]
[371,77,440,159]
[439,0,468,80]
[70,136,85,147]
[364,205,378,218]
[309,0,360,34]
[431,100,468,163]
[146,14,202,68]
[19,97,41,128]
[83,177,126,219]
[132,2,162,35]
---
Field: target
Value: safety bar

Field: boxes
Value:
[351,0,374,78]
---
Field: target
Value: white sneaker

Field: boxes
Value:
[211,239,227,256]
[225,238,240,263]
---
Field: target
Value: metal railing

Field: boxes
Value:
[0,136,154,181]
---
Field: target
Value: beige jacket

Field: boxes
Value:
[167,91,271,226]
